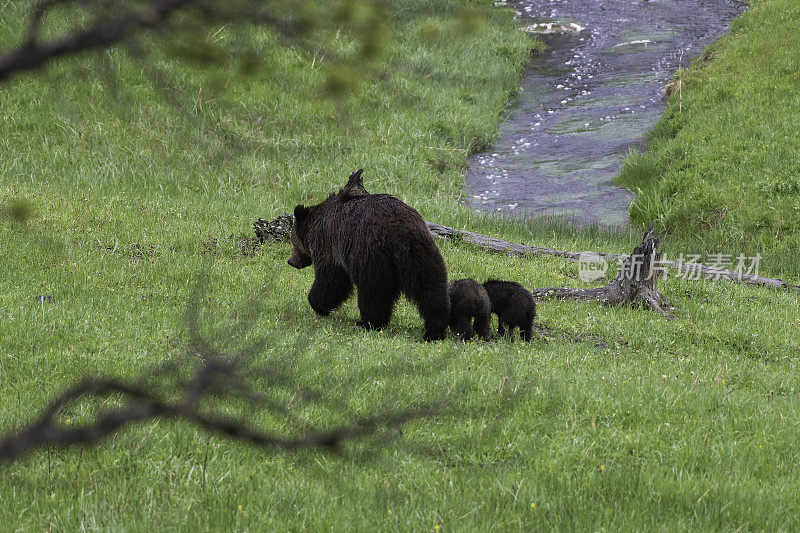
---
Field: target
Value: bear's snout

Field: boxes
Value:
[288,248,312,269]
[287,256,304,269]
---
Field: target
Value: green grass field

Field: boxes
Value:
[617,0,800,278]
[1,0,799,530]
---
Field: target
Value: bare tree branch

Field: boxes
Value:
[0,268,437,463]
[0,0,385,83]
[256,214,800,292]
[0,376,431,462]
[425,221,800,292]
[0,0,197,81]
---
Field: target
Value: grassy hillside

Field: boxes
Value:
[1,0,799,530]
[617,0,800,277]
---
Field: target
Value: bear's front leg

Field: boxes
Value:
[450,315,475,341]
[307,263,353,316]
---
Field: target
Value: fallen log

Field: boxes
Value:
[426,222,799,292]
[425,221,625,262]
[254,215,800,294]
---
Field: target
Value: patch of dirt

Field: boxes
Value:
[236,235,262,258]
[129,243,156,264]
[203,238,220,256]
[94,240,157,264]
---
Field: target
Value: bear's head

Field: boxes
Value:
[287,204,313,269]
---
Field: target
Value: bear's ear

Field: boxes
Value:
[337,168,368,201]
[293,204,309,225]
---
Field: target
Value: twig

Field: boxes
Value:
[0,0,195,81]
[0,272,436,463]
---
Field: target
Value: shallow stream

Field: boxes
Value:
[467,0,744,225]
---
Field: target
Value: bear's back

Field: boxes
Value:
[339,194,429,240]
[484,280,534,311]
[345,193,422,222]
[334,193,443,278]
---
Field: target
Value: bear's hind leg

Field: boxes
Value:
[418,296,449,341]
[422,320,448,341]
[405,280,448,341]
[522,323,533,342]
[308,264,353,316]
[499,310,519,341]
[521,311,534,342]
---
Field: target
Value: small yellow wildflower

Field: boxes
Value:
[65,419,71,425]
[238,505,242,511]
[387,510,392,516]
[434,526,440,532]
[625,434,630,440]
[530,502,535,509]
[600,464,605,471]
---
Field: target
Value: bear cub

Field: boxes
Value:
[288,169,450,341]
[482,279,536,342]
[448,279,492,341]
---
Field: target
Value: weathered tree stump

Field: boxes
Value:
[531,224,673,314]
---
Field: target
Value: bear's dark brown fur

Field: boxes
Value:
[288,170,449,341]
[448,279,491,341]
[483,279,536,342]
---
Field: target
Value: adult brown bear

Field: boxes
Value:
[288,170,449,341]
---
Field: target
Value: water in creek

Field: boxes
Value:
[466,0,744,226]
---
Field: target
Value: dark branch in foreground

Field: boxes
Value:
[0,376,429,462]
[0,0,195,81]
[0,0,378,83]
[0,272,435,463]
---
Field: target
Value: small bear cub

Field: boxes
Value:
[482,279,536,342]
[448,279,492,341]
